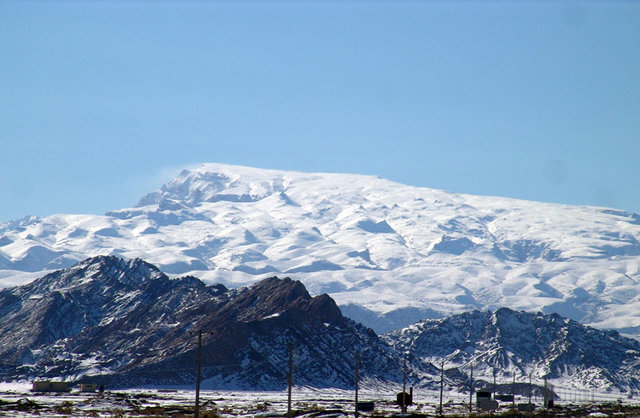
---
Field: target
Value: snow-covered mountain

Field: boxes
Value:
[386,308,640,393]
[1,163,639,337]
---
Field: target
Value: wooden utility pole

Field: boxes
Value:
[355,350,359,418]
[529,373,532,406]
[195,329,203,418]
[287,342,293,418]
[193,329,216,418]
[469,362,473,413]
[512,374,516,408]
[439,360,444,415]
[402,356,407,414]
[493,368,496,399]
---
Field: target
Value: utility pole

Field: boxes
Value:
[439,360,444,415]
[287,342,293,417]
[469,362,473,413]
[529,373,532,406]
[512,373,516,408]
[402,356,407,414]
[193,329,216,418]
[195,329,203,418]
[355,350,359,418]
[493,368,496,400]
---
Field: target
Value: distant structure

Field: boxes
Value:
[396,387,413,407]
[32,381,71,392]
[476,390,498,411]
[79,383,98,392]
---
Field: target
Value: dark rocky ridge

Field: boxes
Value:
[385,307,640,392]
[0,256,413,389]
[1,256,640,393]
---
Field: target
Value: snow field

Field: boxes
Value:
[1,163,639,338]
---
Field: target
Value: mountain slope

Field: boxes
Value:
[1,163,639,336]
[0,256,417,389]
[1,256,639,392]
[385,308,640,392]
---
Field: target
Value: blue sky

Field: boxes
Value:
[1,1,639,222]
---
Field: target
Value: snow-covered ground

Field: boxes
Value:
[1,163,639,337]
[0,382,637,417]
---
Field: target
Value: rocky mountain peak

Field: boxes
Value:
[136,163,292,207]
[215,277,315,324]
[25,255,167,296]
[248,276,310,304]
[387,307,640,391]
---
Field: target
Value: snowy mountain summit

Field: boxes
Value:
[1,163,640,337]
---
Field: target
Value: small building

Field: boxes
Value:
[32,381,71,393]
[396,387,413,406]
[79,383,98,392]
[476,390,498,411]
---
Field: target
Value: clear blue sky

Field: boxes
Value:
[1,1,639,223]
